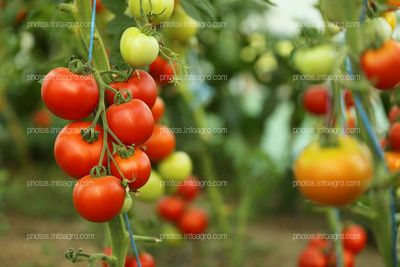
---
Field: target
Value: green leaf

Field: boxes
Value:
[101,0,128,15]
[181,0,216,21]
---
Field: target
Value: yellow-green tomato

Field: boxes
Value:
[120,193,133,213]
[158,151,192,181]
[129,0,174,24]
[136,170,165,202]
[162,6,198,43]
[120,27,159,67]
[161,224,183,246]
[293,44,337,77]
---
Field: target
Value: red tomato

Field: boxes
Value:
[157,196,186,222]
[298,248,327,267]
[328,250,355,267]
[142,124,176,162]
[178,208,208,235]
[344,90,354,108]
[54,122,108,178]
[303,85,329,115]
[41,67,98,120]
[110,148,151,191]
[106,99,154,146]
[342,225,367,254]
[92,0,105,12]
[308,236,330,251]
[389,122,400,150]
[177,176,201,201]
[106,70,157,109]
[149,56,174,85]
[133,252,156,267]
[15,8,27,24]
[151,97,165,122]
[389,106,400,123]
[32,108,52,127]
[361,40,400,90]
[73,175,125,222]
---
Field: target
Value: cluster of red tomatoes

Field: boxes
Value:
[103,248,155,267]
[157,176,208,236]
[298,225,367,267]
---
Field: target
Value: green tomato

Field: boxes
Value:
[120,27,159,67]
[136,170,164,202]
[161,224,183,246]
[162,6,198,43]
[129,0,174,24]
[120,193,133,213]
[158,151,192,181]
[293,44,337,77]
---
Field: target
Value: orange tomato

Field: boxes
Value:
[385,151,400,172]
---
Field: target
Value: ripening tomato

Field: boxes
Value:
[132,252,156,267]
[142,124,176,162]
[178,208,208,235]
[293,136,373,206]
[294,44,337,77]
[129,0,174,24]
[389,106,400,123]
[328,250,355,267]
[157,196,186,222]
[389,122,400,150]
[298,248,327,267]
[41,67,99,120]
[303,85,329,115]
[388,0,400,8]
[54,122,108,178]
[110,148,152,191]
[361,40,400,90]
[120,27,159,67]
[106,70,157,108]
[73,175,125,222]
[385,151,400,172]
[106,99,154,145]
[151,97,165,122]
[158,151,192,181]
[136,170,165,202]
[149,56,174,85]
[176,176,200,201]
[162,6,198,43]
[342,225,367,254]
[344,90,354,108]
[32,108,52,127]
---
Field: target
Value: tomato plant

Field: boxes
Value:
[293,44,337,77]
[303,85,329,115]
[142,124,176,162]
[342,225,367,254]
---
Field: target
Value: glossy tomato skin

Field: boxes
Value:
[361,40,400,90]
[151,97,165,122]
[132,252,156,267]
[41,67,99,120]
[294,44,337,76]
[342,225,367,254]
[158,151,192,181]
[110,148,152,191]
[106,70,157,109]
[54,122,108,178]
[177,176,200,201]
[73,175,125,222]
[142,124,176,162]
[298,248,327,267]
[106,99,154,146]
[178,208,208,235]
[303,85,329,115]
[294,136,373,206]
[129,0,174,24]
[157,196,186,222]
[149,56,174,85]
[385,151,400,172]
[389,122,400,150]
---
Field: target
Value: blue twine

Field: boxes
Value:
[88,0,97,62]
[123,213,142,267]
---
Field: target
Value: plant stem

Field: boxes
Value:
[327,208,344,267]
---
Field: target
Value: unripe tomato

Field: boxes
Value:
[73,175,125,222]
[385,151,400,172]
[110,148,151,191]
[106,70,157,108]
[136,170,165,202]
[176,176,200,201]
[120,27,159,67]
[298,248,327,267]
[54,122,108,178]
[342,225,367,254]
[382,11,397,30]
[389,122,400,150]
[41,67,99,120]
[389,105,400,123]
[293,44,337,77]
[293,136,373,206]
[32,108,52,128]
[157,196,186,222]
[162,6,198,43]
[132,252,156,267]
[120,194,133,213]
[151,97,165,122]
[158,151,192,181]
[328,250,355,267]
[149,56,174,85]
[178,208,208,235]
[129,0,174,24]
[161,224,183,246]
[106,99,154,146]
[303,85,329,115]
[142,124,176,162]
[361,40,400,90]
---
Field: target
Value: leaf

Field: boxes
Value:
[181,0,216,21]
[101,0,128,15]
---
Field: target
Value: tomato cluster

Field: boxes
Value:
[298,225,367,267]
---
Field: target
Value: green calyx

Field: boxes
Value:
[90,165,108,178]
[113,90,132,105]
[116,145,135,159]
[80,127,100,144]
[68,58,92,75]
